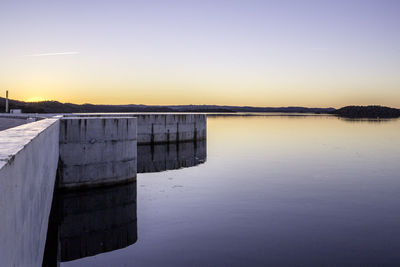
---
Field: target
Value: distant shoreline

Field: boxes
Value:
[1,97,399,118]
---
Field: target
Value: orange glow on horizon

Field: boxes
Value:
[25,96,46,102]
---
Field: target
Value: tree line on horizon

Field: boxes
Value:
[0,97,399,118]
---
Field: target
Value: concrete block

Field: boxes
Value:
[0,118,60,267]
[59,117,137,188]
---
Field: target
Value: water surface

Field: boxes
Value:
[62,115,400,266]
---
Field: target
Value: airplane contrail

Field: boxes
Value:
[25,51,80,57]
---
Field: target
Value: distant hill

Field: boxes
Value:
[167,105,335,113]
[0,97,335,114]
[331,105,400,118]
[0,98,174,113]
[2,98,399,118]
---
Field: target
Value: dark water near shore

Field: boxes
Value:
[59,115,400,266]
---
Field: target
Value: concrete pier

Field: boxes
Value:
[0,112,207,266]
[63,113,207,144]
[136,114,207,144]
[59,117,137,188]
[0,119,60,267]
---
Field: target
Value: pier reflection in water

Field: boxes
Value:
[60,182,137,262]
[43,181,137,265]
[43,139,207,265]
[137,140,207,173]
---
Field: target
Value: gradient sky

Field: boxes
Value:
[0,0,399,107]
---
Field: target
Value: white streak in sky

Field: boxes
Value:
[25,51,80,57]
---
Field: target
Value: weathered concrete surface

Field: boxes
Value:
[59,117,137,188]
[138,140,207,173]
[63,113,207,144]
[0,118,60,267]
[136,114,206,144]
[59,182,137,261]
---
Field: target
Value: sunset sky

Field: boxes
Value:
[0,0,399,107]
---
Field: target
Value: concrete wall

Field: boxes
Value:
[0,118,60,267]
[59,117,137,188]
[138,140,207,173]
[63,113,207,144]
[136,114,206,144]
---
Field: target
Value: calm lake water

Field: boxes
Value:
[60,115,400,266]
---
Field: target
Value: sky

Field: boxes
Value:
[0,0,399,107]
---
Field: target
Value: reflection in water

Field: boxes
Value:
[43,139,206,265]
[43,181,137,265]
[50,115,400,266]
[337,117,399,123]
[54,115,400,266]
[60,182,137,262]
[138,140,206,173]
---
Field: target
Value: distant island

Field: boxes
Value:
[1,98,399,118]
[331,105,400,118]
